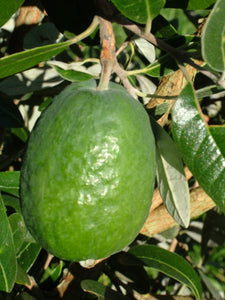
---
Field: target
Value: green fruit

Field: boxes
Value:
[20,80,155,261]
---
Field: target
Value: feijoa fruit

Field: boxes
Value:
[20,80,155,261]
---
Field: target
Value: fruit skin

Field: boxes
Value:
[20,80,155,261]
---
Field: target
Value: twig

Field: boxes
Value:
[97,17,116,90]
[113,61,139,98]
[141,187,215,237]
[121,22,219,83]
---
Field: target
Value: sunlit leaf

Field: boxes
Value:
[172,82,225,212]
[199,270,223,300]
[49,64,94,82]
[209,125,225,157]
[0,41,71,79]
[202,0,225,71]
[151,118,190,227]
[129,245,202,300]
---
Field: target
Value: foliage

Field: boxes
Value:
[0,0,224,299]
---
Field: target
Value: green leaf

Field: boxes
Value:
[11,127,29,143]
[81,279,131,300]
[0,171,20,197]
[49,64,94,82]
[202,0,225,71]
[9,213,26,254]
[17,242,41,273]
[187,0,216,9]
[0,97,24,128]
[111,0,165,25]
[161,8,196,35]
[2,193,21,213]
[0,0,25,27]
[209,125,225,157]
[165,0,216,10]
[199,270,223,300]
[15,263,30,286]
[172,82,225,212]
[0,195,17,292]
[40,260,65,283]
[0,41,71,79]
[129,245,202,300]
[151,118,190,227]
[0,16,99,79]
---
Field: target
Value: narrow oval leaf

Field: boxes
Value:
[202,0,225,71]
[0,171,20,197]
[172,82,225,212]
[0,16,99,79]
[0,0,25,27]
[49,64,94,82]
[199,270,223,300]
[0,195,17,292]
[111,0,165,24]
[129,245,202,300]
[0,41,71,79]
[151,118,190,227]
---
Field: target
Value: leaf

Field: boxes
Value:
[136,75,156,105]
[187,0,216,9]
[0,171,20,197]
[111,0,165,25]
[172,82,225,212]
[15,263,30,286]
[0,41,71,79]
[165,0,216,10]
[134,38,155,63]
[0,194,17,292]
[2,193,21,213]
[9,213,26,254]
[129,245,202,300]
[161,8,196,35]
[0,0,25,27]
[49,64,94,82]
[199,270,223,300]
[202,0,225,71]
[0,16,99,79]
[0,96,24,127]
[151,118,190,227]
[23,23,62,50]
[17,242,41,273]
[40,260,65,284]
[81,279,131,300]
[209,125,225,157]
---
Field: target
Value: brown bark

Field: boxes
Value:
[141,187,215,237]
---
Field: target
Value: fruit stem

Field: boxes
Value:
[97,17,116,91]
